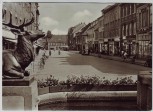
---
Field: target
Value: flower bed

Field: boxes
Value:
[37,75,137,95]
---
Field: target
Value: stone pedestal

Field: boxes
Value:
[137,71,152,110]
[2,76,39,110]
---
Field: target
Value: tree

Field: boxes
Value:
[45,30,52,50]
[46,30,52,38]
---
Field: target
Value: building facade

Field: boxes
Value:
[67,23,86,50]
[97,15,104,53]
[67,3,152,59]
[102,4,121,55]
[120,3,137,56]
[67,27,74,50]
[48,35,68,50]
[2,2,40,50]
[136,3,152,59]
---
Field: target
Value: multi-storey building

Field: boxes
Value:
[136,3,152,59]
[40,35,68,50]
[2,2,40,50]
[67,23,86,50]
[120,3,137,56]
[73,23,86,50]
[102,4,121,55]
[67,27,74,50]
[48,35,68,50]
[93,18,100,53]
[97,15,104,53]
[85,20,98,53]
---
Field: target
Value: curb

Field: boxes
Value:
[38,91,137,105]
[90,54,145,66]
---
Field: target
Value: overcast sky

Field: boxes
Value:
[39,3,112,35]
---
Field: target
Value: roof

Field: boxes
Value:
[102,4,116,13]
[48,35,68,43]
[72,23,86,34]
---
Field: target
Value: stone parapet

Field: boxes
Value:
[137,71,152,110]
[2,76,39,110]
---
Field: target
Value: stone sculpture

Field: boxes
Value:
[3,12,45,79]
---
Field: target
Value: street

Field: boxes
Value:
[33,50,151,81]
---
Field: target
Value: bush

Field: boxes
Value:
[37,75,137,88]
[38,75,59,88]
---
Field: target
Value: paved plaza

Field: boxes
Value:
[27,50,151,81]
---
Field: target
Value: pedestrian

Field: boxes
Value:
[40,55,45,69]
[123,51,128,60]
[49,50,51,56]
[121,50,124,58]
[58,49,61,55]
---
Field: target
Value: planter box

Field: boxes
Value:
[69,84,136,91]
[38,87,49,95]
[38,84,137,95]
[49,85,67,93]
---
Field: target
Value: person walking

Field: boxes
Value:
[49,50,51,56]
[123,51,128,61]
[58,49,61,55]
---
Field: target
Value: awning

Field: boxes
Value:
[3,29,16,40]
[104,38,108,42]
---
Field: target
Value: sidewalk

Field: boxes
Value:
[90,53,146,67]
[26,50,46,75]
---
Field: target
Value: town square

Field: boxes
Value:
[2,2,152,111]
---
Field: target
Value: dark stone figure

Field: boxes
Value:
[3,12,45,79]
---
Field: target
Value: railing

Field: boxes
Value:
[121,13,136,23]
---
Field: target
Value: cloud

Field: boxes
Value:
[39,17,60,32]
[71,10,93,24]
[40,17,59,26]
[52,28,67,35]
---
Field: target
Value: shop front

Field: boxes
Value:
[104,38,108,55]
[122,35,136,56]
[137,34,152,59]
[94,41,99,53]
[114,37,120,56]
[98,40,104,53]
[108,39,114,55]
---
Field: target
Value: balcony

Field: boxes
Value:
[121,13,136,24]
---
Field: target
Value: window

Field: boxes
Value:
[134,22,136,34]
[129,4,131,14]
[20,19,22,25]
[2,9,6,21]
[131,4,134,13]
[150,5,152,25]
[127,5,130,15]
[129,23,131,35]
[139,13,142,28]
[131,22,134,35]
[15,17,18,25]
[126,24,128,36]
[124,6,126,17]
